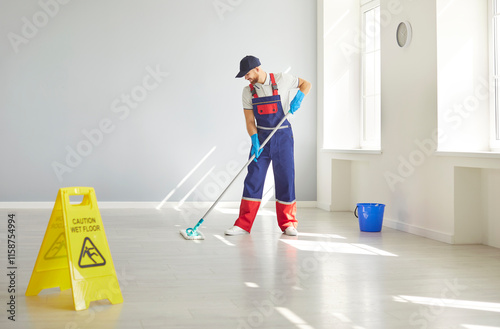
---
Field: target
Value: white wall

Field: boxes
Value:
[483,168,500,248]
[318,0,500,247]
[0,0,317,203]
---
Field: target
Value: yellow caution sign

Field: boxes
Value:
[26,187,123,311]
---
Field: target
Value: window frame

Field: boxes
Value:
[490,0,500,150]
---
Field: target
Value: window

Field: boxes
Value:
[493,0,500,147]
[437,0,490,153]
[319,0,381,151]
[360,1,381,149]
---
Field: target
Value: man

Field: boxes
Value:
[225,55,311,236]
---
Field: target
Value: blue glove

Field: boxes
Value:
[250,133,262,162]
[290,90,305,114]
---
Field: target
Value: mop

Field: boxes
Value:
[180,111,293,240]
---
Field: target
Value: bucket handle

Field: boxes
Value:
[354,205,358,218]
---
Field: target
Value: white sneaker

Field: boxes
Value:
[224,226,249,236]
[284,227,298,236]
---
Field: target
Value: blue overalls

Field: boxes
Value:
[234,73,298,232]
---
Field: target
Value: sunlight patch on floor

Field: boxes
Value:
[280,239,398,256]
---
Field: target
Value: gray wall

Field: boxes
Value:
[0,0,317,202]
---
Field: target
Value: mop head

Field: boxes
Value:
[179,228,205,240]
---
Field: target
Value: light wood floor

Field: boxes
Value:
[2,207,500,329]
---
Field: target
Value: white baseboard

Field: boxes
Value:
[296,201,317,208]
[0,202,163,209]
[316,202,331,211]
[0,202,55,209]
[383,218,453,244]
[0,200,317,210]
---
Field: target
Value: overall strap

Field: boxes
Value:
[249,84,258,99]
[270,73,278,96]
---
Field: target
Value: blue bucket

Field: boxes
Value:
[354,203,385,232]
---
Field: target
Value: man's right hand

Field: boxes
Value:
[251,134,262,162]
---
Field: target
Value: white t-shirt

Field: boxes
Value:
[242,72,299,115]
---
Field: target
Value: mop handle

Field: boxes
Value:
[201,112,293,220]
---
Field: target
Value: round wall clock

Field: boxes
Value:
[396,21,412,48]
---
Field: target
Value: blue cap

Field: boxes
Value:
[236,55,261,78]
